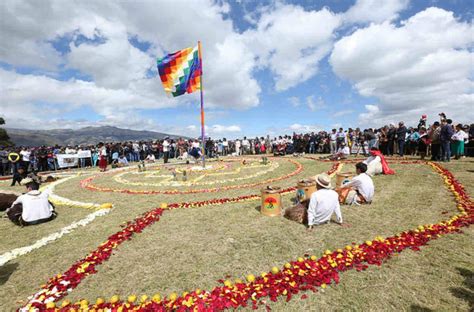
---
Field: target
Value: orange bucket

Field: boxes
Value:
[296,179,316,202]
[336,172,353,188]
[261,186,282,217]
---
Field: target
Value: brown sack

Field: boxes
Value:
[284,199,309,224]
[0,193,18,211]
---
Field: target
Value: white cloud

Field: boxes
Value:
[330,7,474,126]
[243,4,342,91]
[333,109,354,117]
[183,124,241,139]
[288,96,300,107]
[306,95,325,111]
[344,0,409,24]
[289,123,322,133]
[66,19,154,89]
[0,69,173,113]
[358,105,380,123]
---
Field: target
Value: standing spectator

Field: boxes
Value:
[418,128,429,160]
[222,138,229,156]
[36,147,47,172]
[132,141,140,162]
[20,147,31,172]
[242,137,250,155]
[396,122,407,157]
[440,119,454,162]
[205,137,214,158]
[92,148,99,167]
[451,124,466,160]
[259,137,266,154]
[47,151,56,170]
[8,149,21,174]
[429,122,441,161]
[77,146,87,168]
[265,135,272,154]
[467,124,474,157]
[417,115,427,130]
[407,128,420,156]
[387,124,396,156]
[329,129,337,154]
[365,128,376,150]
[308,133,316,154]
[98,143,108,172]
[162,137,170,163]
[0,149,9,176]
[379,126,388,155]
[336,128,345,150]
[235,139,241,155]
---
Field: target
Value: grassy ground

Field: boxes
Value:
[0,157,472,311]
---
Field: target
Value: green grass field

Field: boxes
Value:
[0,156,472,311]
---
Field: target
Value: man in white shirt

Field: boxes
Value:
[329,129,337,154]
[132,142,140,162]
[144,153,155,163]
[336,128,346,150]
[242,137,250,155]
[6,178,55,226]
[307,174,343,230]
[118,155,130,166]
[162,137,170,163]
[337,162,374,205]
[20,148,31,171]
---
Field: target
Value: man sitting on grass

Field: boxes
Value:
[307,174,343,230]
[117,154,130,167]
[5,178,56,226]
[337,162,374,205]
[320,142,351,161]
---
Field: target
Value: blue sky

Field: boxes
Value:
[0,0,472,139]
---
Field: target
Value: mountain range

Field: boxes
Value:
[5,126,186,147]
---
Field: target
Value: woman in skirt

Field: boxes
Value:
[98,143,108,172]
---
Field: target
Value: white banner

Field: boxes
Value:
[77,150,92,158]
[56,154,78,168]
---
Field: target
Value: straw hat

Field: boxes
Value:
[315,174,332,189]
[20,177,34,186]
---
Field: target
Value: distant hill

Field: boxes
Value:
[6,126,186,147]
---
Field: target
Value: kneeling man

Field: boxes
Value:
[6,178,56,226]
[337,162,374,205]
[307,174,343,230]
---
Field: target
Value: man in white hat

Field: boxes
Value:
[6,177,55,226]
[307,173,343,230]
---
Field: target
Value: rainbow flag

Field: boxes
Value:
[157,45,202,97]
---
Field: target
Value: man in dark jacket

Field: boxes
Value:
[387,124,396,156]
[440,119,454,162]
[396,122,407,157]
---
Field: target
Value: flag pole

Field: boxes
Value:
[198,41,205,168]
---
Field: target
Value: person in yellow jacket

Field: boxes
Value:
[8,150,20,174]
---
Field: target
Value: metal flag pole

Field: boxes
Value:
[198,41,205,168]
